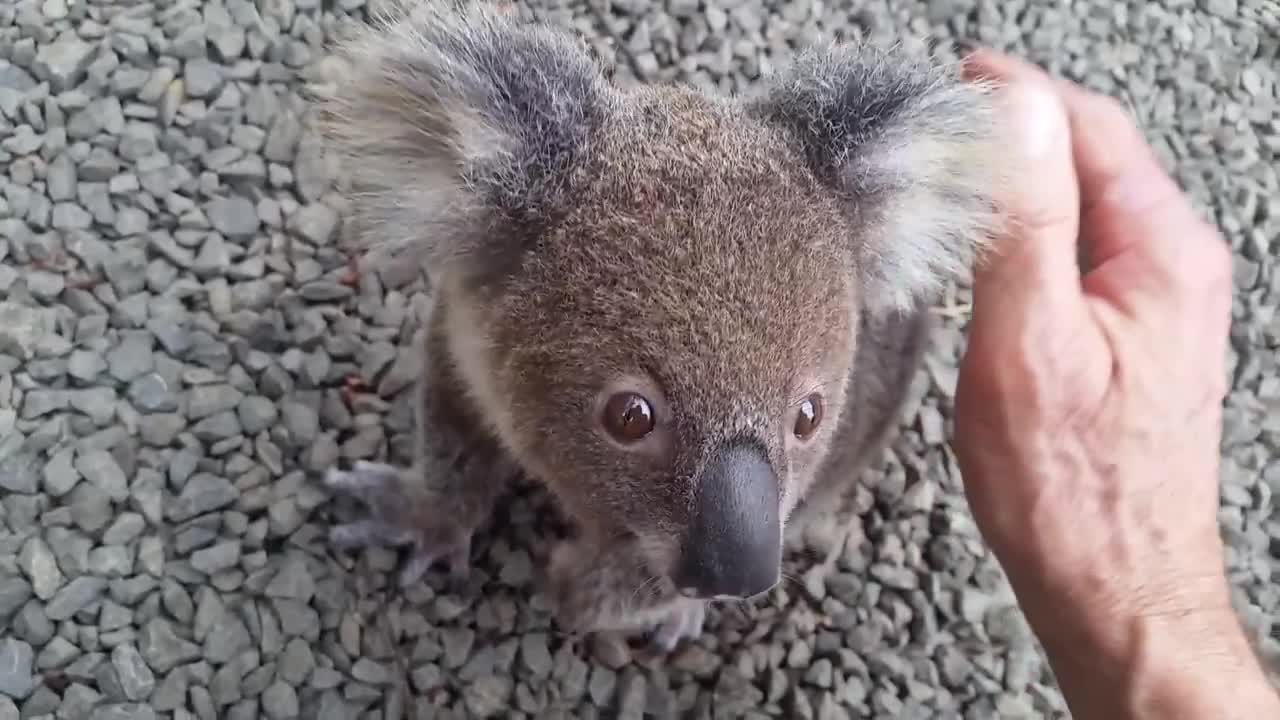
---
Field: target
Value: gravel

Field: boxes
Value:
[0,0,1276,718]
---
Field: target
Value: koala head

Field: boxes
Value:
[317,2,1007,601]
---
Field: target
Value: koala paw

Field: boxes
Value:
[323,461,473,587]
[547,538,707,652]
[649,598,707,653]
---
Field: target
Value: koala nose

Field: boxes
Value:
[674,441,782,600]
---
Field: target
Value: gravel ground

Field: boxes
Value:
[1,0,1277,718]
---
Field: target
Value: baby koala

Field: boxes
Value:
[313,0,1006,651]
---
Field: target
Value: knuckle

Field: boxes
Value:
[1178,224,1233,296]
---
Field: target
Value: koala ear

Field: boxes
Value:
[311,1,613,280]
[747,42,1010,315]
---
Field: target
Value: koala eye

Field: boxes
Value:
[794,394,823,440]
[602,392,655,442]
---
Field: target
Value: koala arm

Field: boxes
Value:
[324,296,519,587]
[546,534,708,653]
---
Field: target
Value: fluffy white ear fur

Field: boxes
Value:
[748,42,1011,314]
[309,0,613,277]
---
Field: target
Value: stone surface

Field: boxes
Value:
[0,2,1273,719]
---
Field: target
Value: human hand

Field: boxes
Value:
[951,49,1275,718]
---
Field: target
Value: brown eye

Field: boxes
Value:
[794,394,823,439]
[603,392,655,442]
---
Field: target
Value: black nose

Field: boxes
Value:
[673,441,781,599]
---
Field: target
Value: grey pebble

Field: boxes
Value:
[111,643,155,702]
[59,684,103,719]
[0,302,58,361]
[168,474,239,522]
[74,449,129,502]
[0,577,34,625]
[36,636,80,670]
[183,59,224,99]
[202,615,251,664]
[186,384,245,420]
[261,681,299,719]
[126,373,178,413]
[68,350,108,381]
[206,196,259,239]
[287,204,339,245]
[102,513,147,545]
[17,536,64,600]
[465,676,513,718]
[0,639,35,700]
[88,704,156,720]
[236,396,278,435]
[45,575,107,621]
[138,619,202,675]
[106,333,154,383]
[189,541,242,575]
[277,638,314,685]
[264,556,315,602]
[0,451,40,495]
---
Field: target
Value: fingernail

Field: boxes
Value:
[1008,83,1066,161]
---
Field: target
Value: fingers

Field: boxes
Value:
[1051,79,1213,273]
[960,48,1231,325]
[960,49,1082,316]
[1048,72,1232,329]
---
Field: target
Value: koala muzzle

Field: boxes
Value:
[674,441,782,600]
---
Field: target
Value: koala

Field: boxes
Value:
[313,0,1007,652]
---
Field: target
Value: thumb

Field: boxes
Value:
[962,50,1083,318]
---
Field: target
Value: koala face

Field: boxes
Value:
[474,90,865,599]
[317,1,1007,601]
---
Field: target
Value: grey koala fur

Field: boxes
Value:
[313,0,1009,651]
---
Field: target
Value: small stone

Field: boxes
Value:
[265,556,315,602]
[89,704,157,720]
[297,281,352,303]
[17,536,64,600]
[277,639,314,685]
[0,302,58,361]
[203,615,251,665]
[206,196,260,239]
[351,658,389,685]
[237,396,278,435]
[106,334,154,383]
[102,514,147,545]
[520,633,553,677]
[111,644,155,702]
[287,204,339,245]
[0,639,35,699]
[75,450,129,503]
[169,474,239,522]
[183,59,224,98]
[45,576,107,621]
[127,373,178,413]
[138,619,201,675]
[68,350,107,381]
[0,577,33,621]
[189,541,241,575]
[34,31,96,91]
[464,676,513,718]
[52,203,94,230]
[261,681,298,719]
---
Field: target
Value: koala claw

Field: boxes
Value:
[323,461,473,587]
[650,599,707,653]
